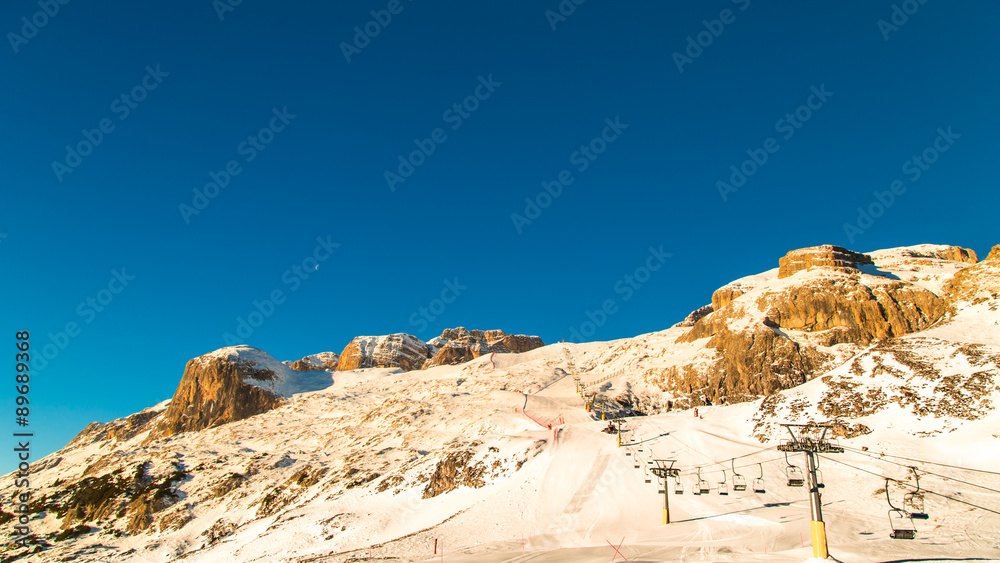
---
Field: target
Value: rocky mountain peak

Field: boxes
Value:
[423,327,545,369]
[151,346,332,439]
[336,334,429,371]
[777,245,874,279]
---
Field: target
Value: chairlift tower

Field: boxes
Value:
[651,460,680,525]
[776,424,843,559]
[573,376,582,395]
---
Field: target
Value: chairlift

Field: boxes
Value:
[696,467,710,495]
[718,469,729,495]
[643,466,651,484]
[674,475,684,495]
[814,456,824,489]
[904,467,928,519]
[752,463,766,494]
[732,459,747,492]
[784,451,805,487]
[887,479,917,539]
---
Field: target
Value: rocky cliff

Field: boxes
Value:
[151,346,333,439]
[423,327,545,369]
[336,329,545,372]
[665,244,974,404]
[776,245,873,279]
[336,334,430,371]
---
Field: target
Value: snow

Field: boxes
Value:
[199,345,334,397]
[3,245,999,562]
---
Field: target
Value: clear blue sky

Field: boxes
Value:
[2,1,998,473]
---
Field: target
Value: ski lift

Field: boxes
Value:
[887,479,917,539]
[643,466,651,484]
[784,451,805,487]
[674,475,684,495]
[718,469,729,495]
[732,459,747,492]
[752,463,766,494]
[814,456,825,489]
[696,467,710,495]
[904,468,928,520]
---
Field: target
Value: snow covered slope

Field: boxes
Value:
[2,243,998,562]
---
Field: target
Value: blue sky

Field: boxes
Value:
[2,1,998,472]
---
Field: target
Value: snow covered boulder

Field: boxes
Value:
[152,346,333,438]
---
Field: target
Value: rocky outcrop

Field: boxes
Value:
[289,352,339,371]
[152,346,332,439]
[758,278,947,345]
[334,329,544,371]
[945,244,1000,303]
[777,245,873,279]
[891,245,978,264]
[673,305,713,328]
[671,244,950,404]
[422,328,545,369]
[337,334,429,371]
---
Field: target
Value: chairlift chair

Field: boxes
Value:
[904,468,928,519]
[784,451,805,487]
[696,467,711,495]
[887,479,918,539]
[732,459,747,492]
[752,463,766,494]
[674,475,684,495]
[643,466,651,484]
[718,469,729,495]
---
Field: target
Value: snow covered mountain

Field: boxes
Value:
[2,243,999,562]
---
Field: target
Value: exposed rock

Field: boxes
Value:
[423,328,545,369]
[671,245,948,405]
[758,278,947,345]
[337,334,429,371]
[945,244,1000,303]
[777,245,873,279]
[891,245,979,264]
[289,352,339,371]
[68,406,164,448]
[674,304,713,328]
[422,449,487,499]
[152,346,332,439]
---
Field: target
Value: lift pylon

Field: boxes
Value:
[776,424,844,559]
[651,460,680,525]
